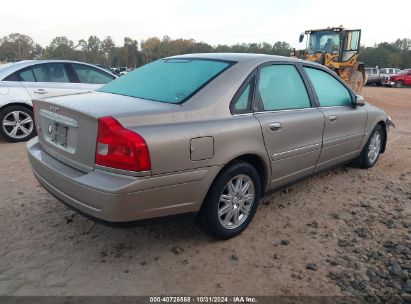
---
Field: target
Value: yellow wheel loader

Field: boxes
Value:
[291,27,366,93]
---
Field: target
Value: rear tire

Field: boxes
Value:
[395,80,404,88]
[358,124,384,168]
[196,161,261,239]
[0,105,36,143]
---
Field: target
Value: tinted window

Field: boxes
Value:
[98,59,233,104]
[304,67,352,107]
[234,83,251,112]
[3,72,19,81]
[31,63,70,83]
[258,65,310,111]
[72,64,114,84]
[19,69,36,82]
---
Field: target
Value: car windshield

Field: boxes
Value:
[308,31,340,54]
[98,58,234,104]
[396,70,408,75]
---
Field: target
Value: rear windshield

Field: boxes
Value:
[98,58,234,104]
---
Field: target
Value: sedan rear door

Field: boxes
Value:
[18,63,80,98]
[253,63,325,189]
[69,63,116,92]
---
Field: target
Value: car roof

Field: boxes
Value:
[0,60,114,80]
[166,53,303,64]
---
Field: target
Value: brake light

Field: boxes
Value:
[95,116,150,172]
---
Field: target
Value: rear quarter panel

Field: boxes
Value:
[0,81,32,108]
[130,114,270,187]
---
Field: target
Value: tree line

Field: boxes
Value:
[0,33,410,69]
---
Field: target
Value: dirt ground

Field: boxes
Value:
[0,87,410,299]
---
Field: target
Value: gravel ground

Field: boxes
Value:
[0,87,410,300]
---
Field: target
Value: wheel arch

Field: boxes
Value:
[207,154,269,197]
[0,102,33,112]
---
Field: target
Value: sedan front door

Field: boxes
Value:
[303,66,367,171]
[253,64,325,189]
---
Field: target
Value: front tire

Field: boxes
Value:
[395,80,404,88]
[197,161,261,239]
[359,125,384,168]
[0,105,36,143]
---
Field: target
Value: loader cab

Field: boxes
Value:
[302,27,361,63]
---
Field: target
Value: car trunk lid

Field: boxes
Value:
[33,91,179,173]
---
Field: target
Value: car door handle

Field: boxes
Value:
[34,89,48,94]
[269,122,282,131]
[328,115,337,122]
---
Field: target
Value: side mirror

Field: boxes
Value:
[355,95,365,106]
[299,34,304,43]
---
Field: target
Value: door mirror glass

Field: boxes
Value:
[299,34,304,43]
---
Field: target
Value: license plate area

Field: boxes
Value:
[49,122,68,147]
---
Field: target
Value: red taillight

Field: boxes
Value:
[95,116,151,172]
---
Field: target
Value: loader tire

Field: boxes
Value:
[351,71,364,94]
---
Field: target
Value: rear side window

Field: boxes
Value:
[233,82,252,113]
[31,63,70,83]
[19,69,36,82]
[98,58,233,104]
[304,67,352,107]
[72,64,115,84]
[3,72,20,81]
[257,65,311,111]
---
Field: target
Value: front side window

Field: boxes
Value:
[98,58,233,104]
[304,67,352,107]
[31,63,70,83]
[258,65,311,111]
[72,64,115,84]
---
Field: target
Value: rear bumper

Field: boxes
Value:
[27,137,220,222]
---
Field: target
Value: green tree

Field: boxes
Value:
[0,33,35,61]
[46,36,75,59]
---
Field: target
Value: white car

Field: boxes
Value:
[0,60,117,142]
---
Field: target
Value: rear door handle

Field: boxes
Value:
[328,115,337,122]
[269,122,282,131]
[34,89,48,94]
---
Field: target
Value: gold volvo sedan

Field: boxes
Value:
[26,53,394,239]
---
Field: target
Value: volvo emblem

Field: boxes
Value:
[48,124,53,134]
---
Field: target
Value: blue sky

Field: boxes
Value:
[1,0,410,47]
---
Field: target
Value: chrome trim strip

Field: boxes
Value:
[271,142,322,161]
[39,109,78,128]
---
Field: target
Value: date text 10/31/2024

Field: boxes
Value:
[149,296,258,303]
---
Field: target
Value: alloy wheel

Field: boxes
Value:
[218,174,255,229]
[367,130,382,164]
[2,111,34,140]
